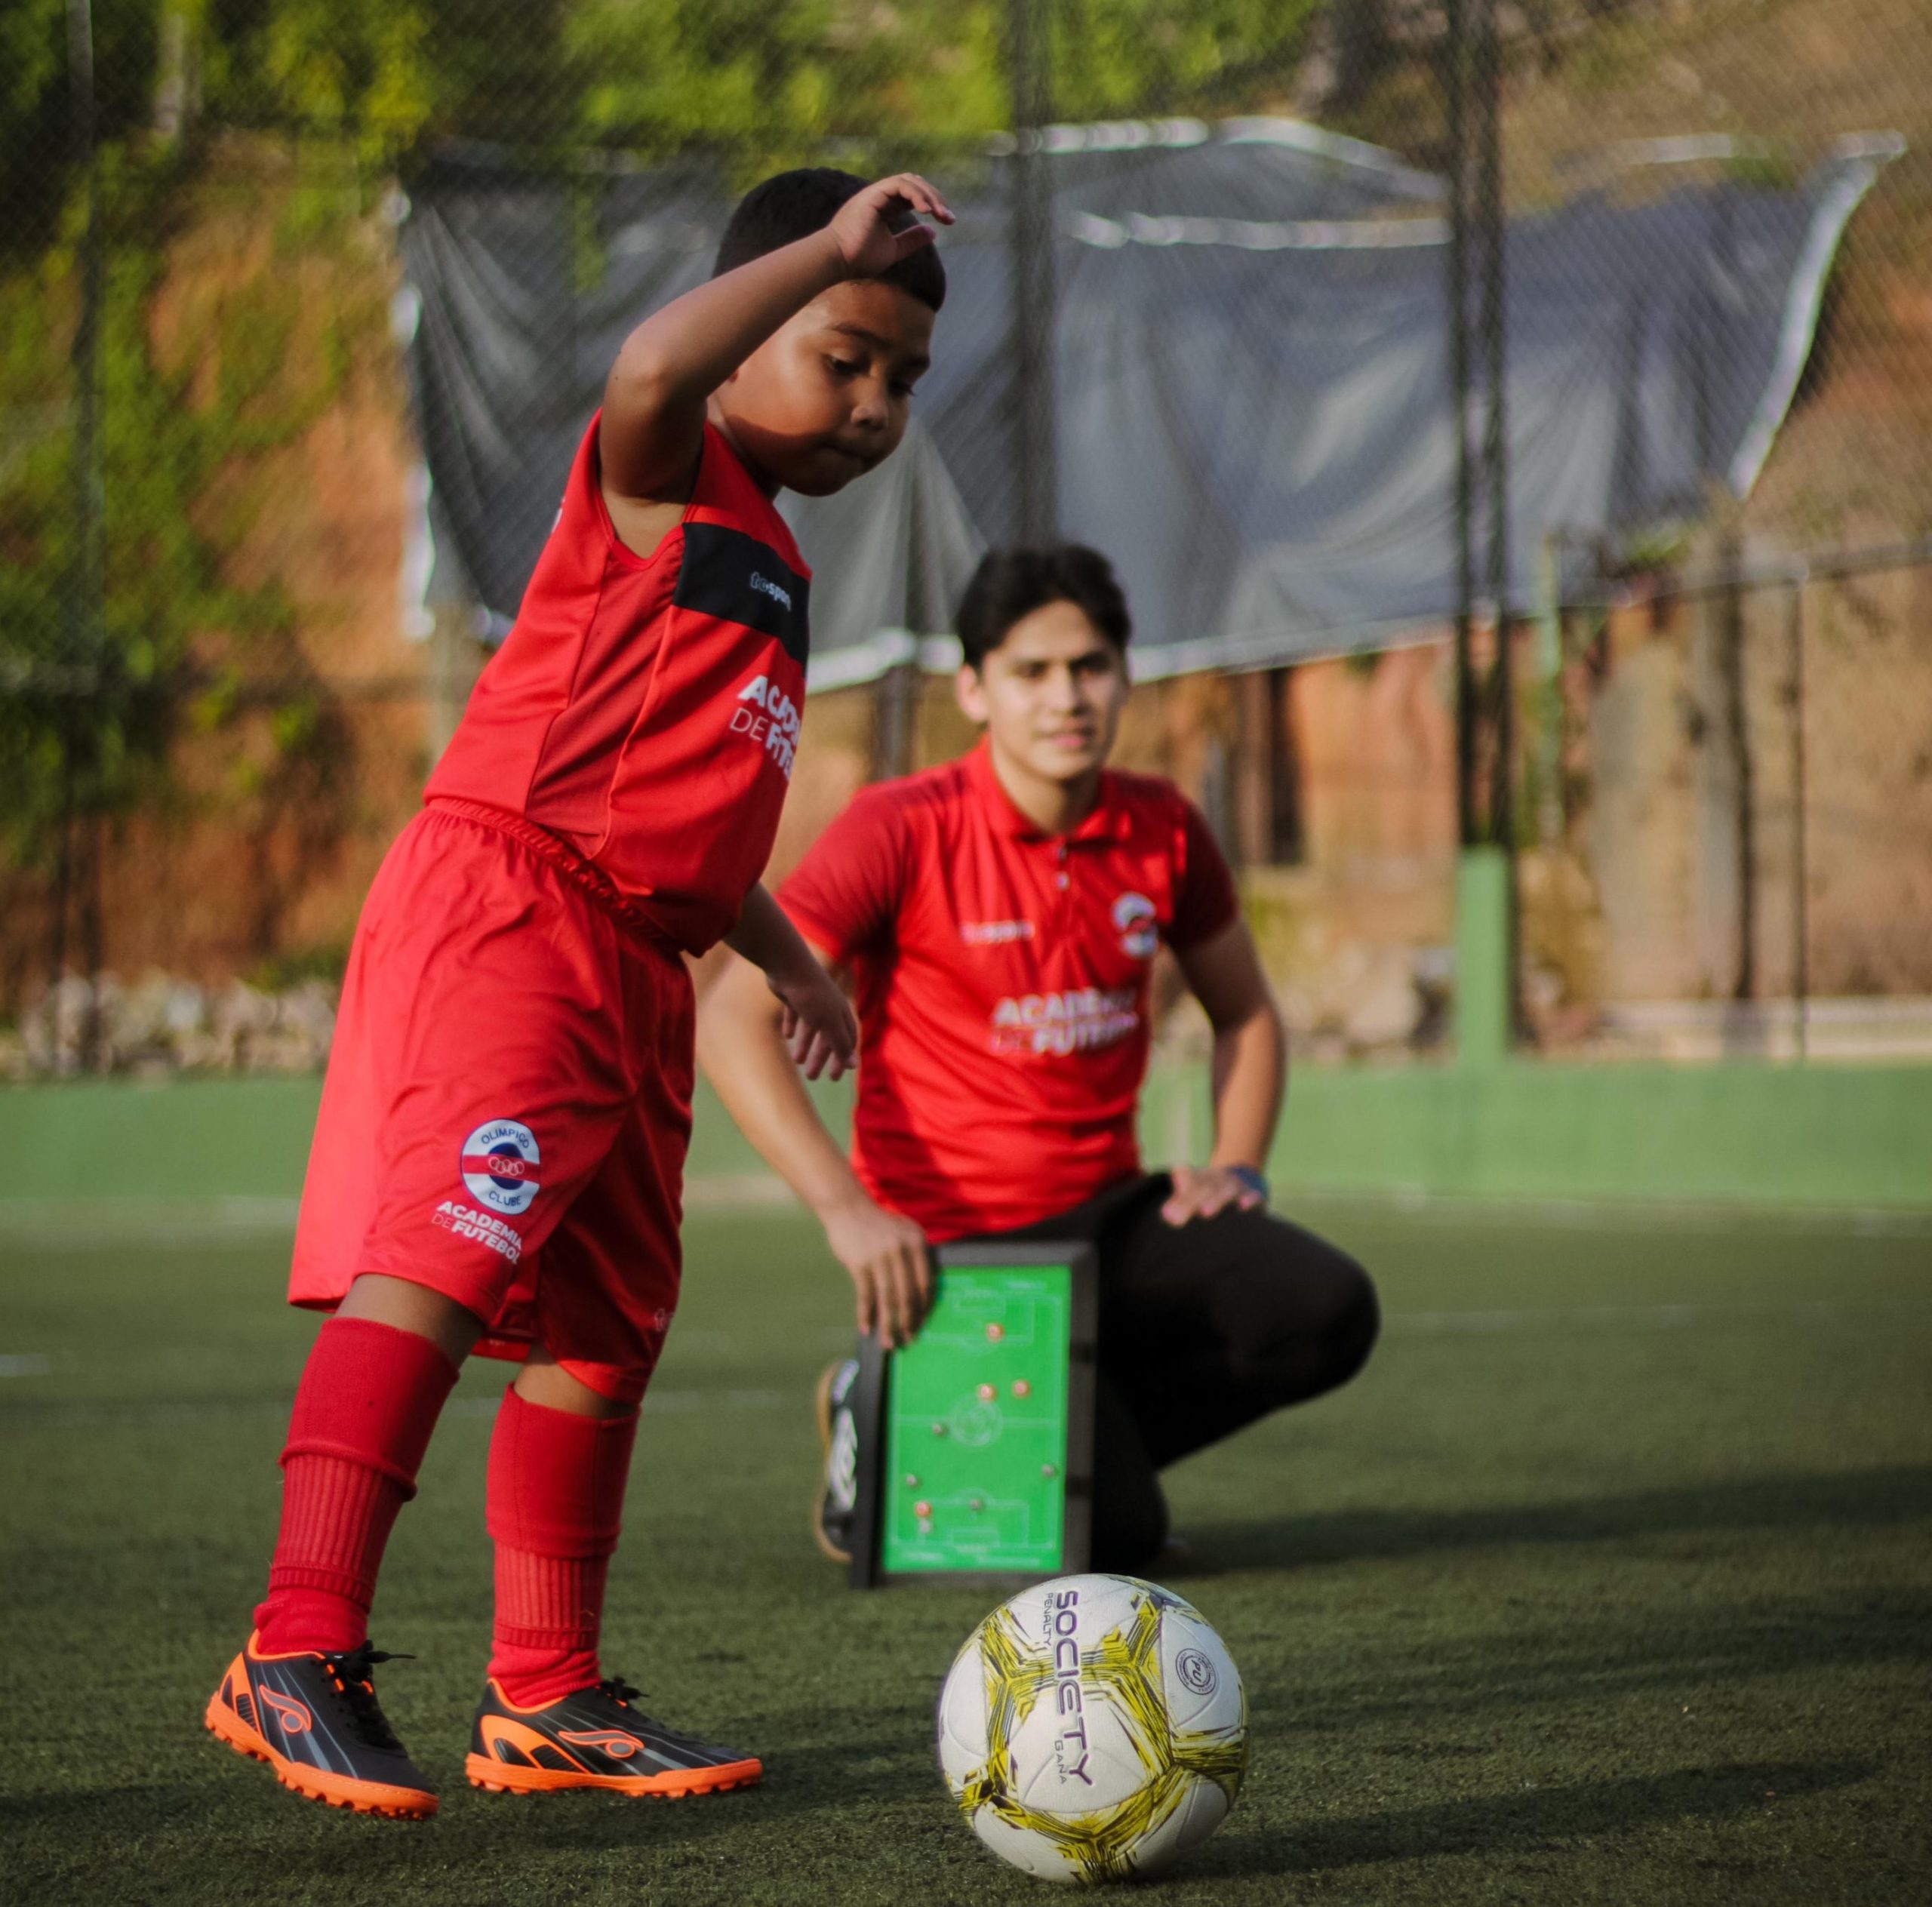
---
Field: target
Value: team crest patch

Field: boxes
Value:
[1114,891,1158,960]
[460,1118,542,1216]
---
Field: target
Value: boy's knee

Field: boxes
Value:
[512,1349,643,1419]
[337,1271,488,1367]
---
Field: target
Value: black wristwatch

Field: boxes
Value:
[1225,1164,1269,1203]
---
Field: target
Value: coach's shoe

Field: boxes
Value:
[467,1677,763,1797]
[205,1633,438,1818]
[813,1356,862,1562]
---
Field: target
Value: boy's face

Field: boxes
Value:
[715,278,935,496]
[955,600,1130,788]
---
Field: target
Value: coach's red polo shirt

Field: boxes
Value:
[778,740,1238,1241]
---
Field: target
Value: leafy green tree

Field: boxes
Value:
[1,1,165,252]
[561,1,1322,159]
[2,0,1330,999]
[8,3,1330,186]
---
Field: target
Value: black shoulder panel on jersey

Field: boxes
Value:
[674,523,811,666]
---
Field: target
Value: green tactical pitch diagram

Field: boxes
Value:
[848,1244,1097,1589]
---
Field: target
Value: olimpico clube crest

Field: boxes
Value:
[937,1573,1247,1884]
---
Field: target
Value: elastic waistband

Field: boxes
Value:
[423,797,675,951]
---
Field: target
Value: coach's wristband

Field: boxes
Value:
[1225,1164,1269,1204]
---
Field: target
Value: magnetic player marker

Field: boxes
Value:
[914,1500,932,1518]
[977,1383,996,1401]
[1012,1379,1031,1398]
[931,1422,947,1436]
[986,1322,1005,1342]
[1041,1462,1057,1478]
[969,1497,984,1513]
[903,1474,919,1488]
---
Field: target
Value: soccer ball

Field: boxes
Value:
[935,1573,1247,1884]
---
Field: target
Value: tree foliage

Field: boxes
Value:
[1,1,1325,978]
[0,137,369,874]
[7,2,1326,180]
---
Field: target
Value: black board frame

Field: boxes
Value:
[848,1241,1098,1591]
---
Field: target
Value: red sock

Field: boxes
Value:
[486,1386,638,1709]
[254,1316,460,1655]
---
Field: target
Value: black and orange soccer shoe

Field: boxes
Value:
[467,1676,763,1798]
[205,1632,438,1819]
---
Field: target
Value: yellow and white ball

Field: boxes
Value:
[936,1573,1247,1884]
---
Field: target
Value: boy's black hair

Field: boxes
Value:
[714,168,946,312]
[955,545,1132,670]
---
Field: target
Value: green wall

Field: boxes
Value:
[8,1076,324,1205]
[1149,1062,1932,1210]
[0,1073,837,1209]
[5,1061,1929,1214]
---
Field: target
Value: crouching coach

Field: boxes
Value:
[698,544,1378,1569]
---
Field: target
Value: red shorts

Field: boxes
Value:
[291,801,694,1404]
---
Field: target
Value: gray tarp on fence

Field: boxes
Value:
[398,119,1895,684]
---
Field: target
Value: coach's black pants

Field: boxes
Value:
[974,1174,1379,1571]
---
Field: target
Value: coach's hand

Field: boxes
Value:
[823,1193,933,1349]
[768,957,859,1081]
[1161,1165,1266,1226]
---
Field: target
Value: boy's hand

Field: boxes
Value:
[822,1191,933,1348]
[828,174,954,279]
[768,956,859,1082]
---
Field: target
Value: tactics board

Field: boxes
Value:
[847,1242,1097,1589]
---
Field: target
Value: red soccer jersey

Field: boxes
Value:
[428,414,810,953]
[778,741,1239,1241]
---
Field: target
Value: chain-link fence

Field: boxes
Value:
[1517,543,1932,1060]
[4,2,1930,1075]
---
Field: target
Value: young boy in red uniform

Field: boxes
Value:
[700,545,1378,1570]
[205,168,952,1819]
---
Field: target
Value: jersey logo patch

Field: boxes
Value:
[961,919,1035,946]
[460,1118,543,1216]
[1114,892,1159,959]
[732,672,801,779]
[675,522,810,664]
[991,989,1140,1056]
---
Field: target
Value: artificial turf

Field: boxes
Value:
[2,1196,1929,1905]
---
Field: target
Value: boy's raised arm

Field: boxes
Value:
[600,173,952,503]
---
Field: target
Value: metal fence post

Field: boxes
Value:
[1447,0,1518,1059]
[1444,0,1477,848]
[1008,0,1058,545]
[1456,844,1512,1068]
[1787,574,1810,1061]
[63,0,107,1066]
[1476,0,1512,859]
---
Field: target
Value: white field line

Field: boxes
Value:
[5,1178,1929,1250]
[2,1197,303,1246]
[1287,1191,1932,1238]
[1386,1298,1932,1335]
[2,1385,786,1432]
[448,1387,783,1417]
[7,1299,1929,1429]
[683,1173,804,1210]
[0,1176,803,1247]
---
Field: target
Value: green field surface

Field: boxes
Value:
[883,1265,1075,1575]
[4,1200,1930,1905]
